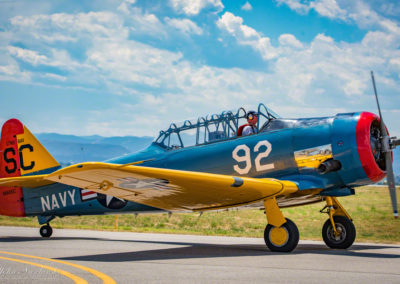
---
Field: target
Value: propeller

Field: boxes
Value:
[371,71,398,218]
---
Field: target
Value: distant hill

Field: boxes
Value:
[36,133,154,165]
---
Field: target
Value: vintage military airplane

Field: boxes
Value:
[0,73,398,252]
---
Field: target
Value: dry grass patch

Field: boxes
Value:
[0,186,399,243]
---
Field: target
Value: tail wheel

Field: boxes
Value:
[322,216,356,249]
[264,218,299,252]
[40,225,53,238]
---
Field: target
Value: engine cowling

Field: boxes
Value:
[356,112,386,183]
[330,112,387,187]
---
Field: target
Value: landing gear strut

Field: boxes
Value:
[263,197,299,252]
[320,197,355,249]
[39,224,53,238]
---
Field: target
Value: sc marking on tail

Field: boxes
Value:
[3,143,35,174]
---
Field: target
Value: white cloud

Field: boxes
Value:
[217,12,279,60]
[379,2,400,17]
[277,0,347,18]
[0,62,31,83]
[276,0,310,14]
[241,2,253,11]
[81,66,279,136]
[390,58,400,69]
[41,73,67,81]
[278,34,303,48]
[310,0,347,20]
[8,46,48,66]
[165,17,203,35]
[117,0,137,14]
[169,0,224,16]
[217,10,400,101]
[346,1,380,28]
[86,39,183,88]
[10,12,128,42]
[272,30,399,99]
[5,10,185,92]
[124,7,168,38]
[119,5,206,38]
[277,0,400,33]
[8,46,85,72]
[277,0,348,20]
[2,7,400,137]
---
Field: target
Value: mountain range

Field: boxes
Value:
[36,133,153,166]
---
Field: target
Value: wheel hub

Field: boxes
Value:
[327,223,346,243]
[269,226,289,247]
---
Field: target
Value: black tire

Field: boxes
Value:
[322,216,356,249]
[264,218,299,252]
[40,225,53,238]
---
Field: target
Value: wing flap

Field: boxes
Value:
[46,162,298,211]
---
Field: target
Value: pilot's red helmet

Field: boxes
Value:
[247,111,258,124]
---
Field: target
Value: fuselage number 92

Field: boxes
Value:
[232,140,274,175]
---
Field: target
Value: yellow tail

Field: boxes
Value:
[0,119,60,177]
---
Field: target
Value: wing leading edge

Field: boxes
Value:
[0,162,298,211]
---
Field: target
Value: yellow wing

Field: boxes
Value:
[0,162,298,211]
[44,162,298,211]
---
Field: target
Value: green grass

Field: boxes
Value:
[0,186,399,243]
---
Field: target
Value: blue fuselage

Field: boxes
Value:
[23,112,379,222]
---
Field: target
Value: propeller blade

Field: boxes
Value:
[385,149,398,218]
[371,71,399,218]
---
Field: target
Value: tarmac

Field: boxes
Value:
[0,226,399,283]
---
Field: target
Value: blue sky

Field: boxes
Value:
[0,0,399,137]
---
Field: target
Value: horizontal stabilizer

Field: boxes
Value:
[0,175,53,188]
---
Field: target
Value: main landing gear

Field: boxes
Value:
[39,224,53,238]
[262,196,355,252]
[263,197,299,252]
[320,197,356,249]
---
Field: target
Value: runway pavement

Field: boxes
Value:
[0,226,399,283]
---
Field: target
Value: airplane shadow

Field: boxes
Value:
[1,235,399,261]
[57,242,400,262]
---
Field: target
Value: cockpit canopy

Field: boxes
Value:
[154,103,279,149]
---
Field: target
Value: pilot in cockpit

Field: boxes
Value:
[237,110,258,136]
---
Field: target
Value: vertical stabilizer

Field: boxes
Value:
[0,119,60,216]
[0,119,60,177]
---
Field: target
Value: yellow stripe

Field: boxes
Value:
[0,251,116,284]
[0,255,87,284]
